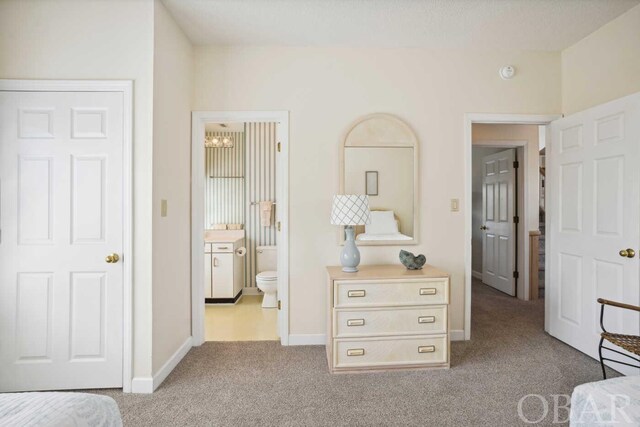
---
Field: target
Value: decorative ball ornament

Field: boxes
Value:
[499,65,516,80]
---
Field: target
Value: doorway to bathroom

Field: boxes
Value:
[191,112,289,346]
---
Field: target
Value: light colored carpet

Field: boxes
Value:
[94,280,617,426]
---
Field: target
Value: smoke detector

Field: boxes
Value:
[499,65,516,80]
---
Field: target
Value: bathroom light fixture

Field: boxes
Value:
[222,136,234,148]
[204,133,234,148]
[204,133,221,148]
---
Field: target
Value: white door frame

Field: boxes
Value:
[464,113,560,340]
[191,111,290,346]
[0,79,134,391]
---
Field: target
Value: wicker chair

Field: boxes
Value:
[597,298,640,379]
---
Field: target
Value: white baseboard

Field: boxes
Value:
[152,336,193,392]
[130,377,153,394]
[472,270,483,280]
[288,334,326,346]
[242,287,262,295]
[450,329,465,341]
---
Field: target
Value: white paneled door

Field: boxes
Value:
[548,93,640,376]
[0,91,125,391]
[482,149,516,296]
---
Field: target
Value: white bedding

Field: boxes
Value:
[570,376,640,426]
[357,232,412,241]
[0,392,122,427]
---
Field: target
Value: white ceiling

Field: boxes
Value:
[163,0,639,51]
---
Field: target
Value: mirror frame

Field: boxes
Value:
[339,113,419,246]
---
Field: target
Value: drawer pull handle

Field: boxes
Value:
[347,319,365,327]
[217,246,229,250]
[347,290,366,298]
[347,348,365,357]
[420,288,437,296]
[418,316,436,324]
[418,345,436,354]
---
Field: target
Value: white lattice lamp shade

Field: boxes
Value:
[330,195,371,226]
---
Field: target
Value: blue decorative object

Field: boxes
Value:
[399,250,426,270]
[340,227,361,273]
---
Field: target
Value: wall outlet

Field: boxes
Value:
[450,198,459,212]
[161,199,168,217]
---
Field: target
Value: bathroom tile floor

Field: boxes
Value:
[205,295,279,341]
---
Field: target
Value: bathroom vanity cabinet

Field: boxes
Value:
[204,232,245,303]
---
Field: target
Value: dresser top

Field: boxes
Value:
[326,264,449,280]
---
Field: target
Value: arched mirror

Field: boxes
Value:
[340,113,419,246]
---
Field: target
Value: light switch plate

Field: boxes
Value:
[450,198,459,212]
[161,199,168,217]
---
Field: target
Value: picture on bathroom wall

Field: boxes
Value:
[365,171,378,196]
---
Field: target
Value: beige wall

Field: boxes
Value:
[562,4,640,114]
[151,0,193,375]
[193,46,561,335]
[0,0,155,378]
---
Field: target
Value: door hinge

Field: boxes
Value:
[513,216,519,224]
[513,160,519,169]
[513,271,519,279]
[277,142,281,152]
[277,300,282,310]
[277,221,281,231]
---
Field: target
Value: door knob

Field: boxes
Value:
[480,226,488,230]
[105,253,120,264]
[619,248,636,258]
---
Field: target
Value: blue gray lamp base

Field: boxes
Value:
[341,226,361,273]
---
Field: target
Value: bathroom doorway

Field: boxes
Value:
[191,112,290,345]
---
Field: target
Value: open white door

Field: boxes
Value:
[547,93,640,375]
[0,90,125,391]
[481,149,517,296]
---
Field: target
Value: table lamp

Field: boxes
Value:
[330,195,371,272]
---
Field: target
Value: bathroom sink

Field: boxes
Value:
[204,229,245,243]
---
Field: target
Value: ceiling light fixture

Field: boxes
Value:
[205,132,234,148]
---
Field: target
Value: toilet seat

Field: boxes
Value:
[257,271,277,281]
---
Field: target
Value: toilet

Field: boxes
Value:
[256,246,277,308]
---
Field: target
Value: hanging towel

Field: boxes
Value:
[259,201,274,227]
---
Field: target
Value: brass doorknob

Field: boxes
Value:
[619,249,635,258]
[105,253,120,263]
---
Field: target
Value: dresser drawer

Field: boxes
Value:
[334,279,448,308]
[334,306,447,338]
[334,335,448,369]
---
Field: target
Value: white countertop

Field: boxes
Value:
[204,229,245,243]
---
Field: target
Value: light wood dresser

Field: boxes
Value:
[326,264,450,373]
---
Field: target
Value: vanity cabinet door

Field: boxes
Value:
[212,253,234,298]
[204,252,213,299]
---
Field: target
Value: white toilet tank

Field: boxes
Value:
[256,246,277,273]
